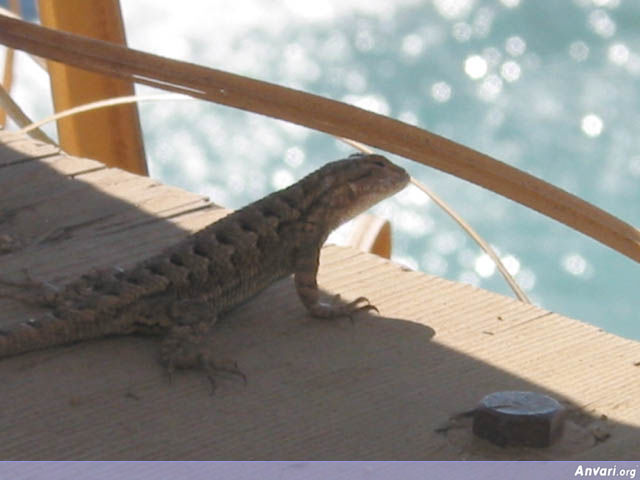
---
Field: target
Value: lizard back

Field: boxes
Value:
[0,153,409,359]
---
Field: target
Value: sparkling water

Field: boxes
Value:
[10,0,639,339]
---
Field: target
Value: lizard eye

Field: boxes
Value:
[370,158,387,167]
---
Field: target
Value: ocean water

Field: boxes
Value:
[8,1,640,339]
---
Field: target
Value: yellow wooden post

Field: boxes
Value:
[0,0,21,128]
[38,0,148,175]
[347,215,393,259]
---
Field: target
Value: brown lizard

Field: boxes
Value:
[0,153,409,380]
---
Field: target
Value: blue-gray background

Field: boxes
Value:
[11,0,640,338]
[0,461,633,480]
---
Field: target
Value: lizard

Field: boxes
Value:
[0,153,409,381]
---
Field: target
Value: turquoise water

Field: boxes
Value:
[14,1,638,338]
[124,0,639,339]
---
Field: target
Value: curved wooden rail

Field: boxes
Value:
[0,15,638,262]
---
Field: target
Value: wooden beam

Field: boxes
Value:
[37,0,147,175]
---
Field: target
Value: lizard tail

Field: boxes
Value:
[0,309,118,359]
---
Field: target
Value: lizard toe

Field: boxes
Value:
[161,325,245,393]
[309,294,379,320]
[202,358,247,395]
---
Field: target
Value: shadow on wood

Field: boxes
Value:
[0,132,638,460]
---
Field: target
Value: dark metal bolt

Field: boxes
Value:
[472,391,566,448]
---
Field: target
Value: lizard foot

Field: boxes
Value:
[309,294,379,321]
[161,324,246,394]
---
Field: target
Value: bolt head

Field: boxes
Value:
[472,391,566,448]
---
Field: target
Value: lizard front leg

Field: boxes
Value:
[294,244,378,319]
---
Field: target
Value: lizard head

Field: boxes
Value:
[305,153,410,232]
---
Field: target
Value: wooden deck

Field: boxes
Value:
[0,130,638,459]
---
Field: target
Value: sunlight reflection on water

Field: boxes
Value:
[11,0,637,337]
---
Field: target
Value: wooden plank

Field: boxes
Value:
[0,133,639,460]
[0,131,60,164]
[0,132,222,321]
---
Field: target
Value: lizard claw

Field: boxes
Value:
[161,325,246,394]
[346,296,379,314]
[309,294,379,321]
[342,296,379,323]
[164,352,246,395]
[202,359,247,395]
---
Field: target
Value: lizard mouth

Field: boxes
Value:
[350,154,409,197]
[287,152,410,234]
